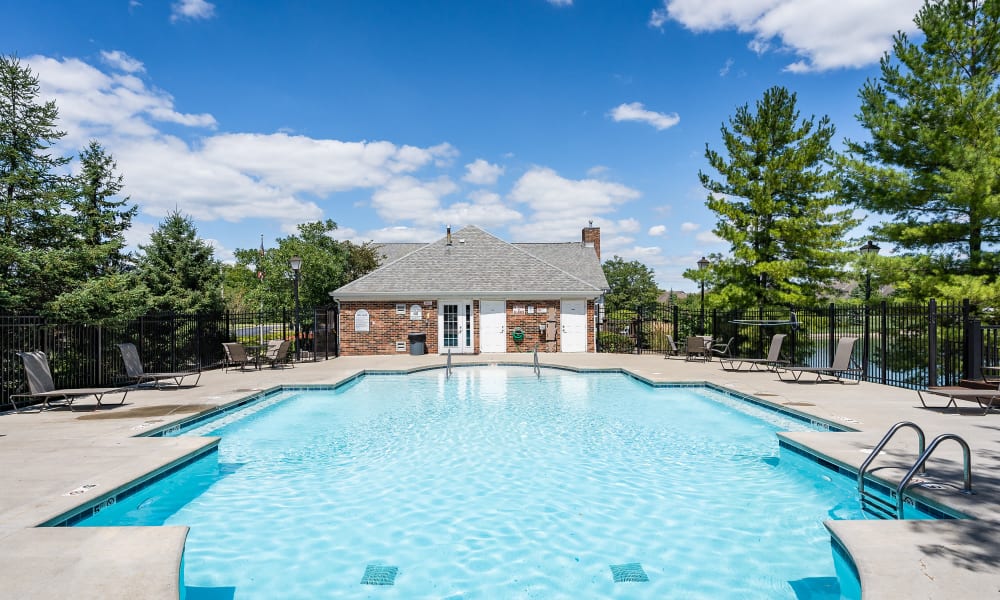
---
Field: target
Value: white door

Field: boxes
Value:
[480,300,507,353]
[440,300,474,354]
[560,299,587,352]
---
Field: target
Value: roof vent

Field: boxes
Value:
[446,225,452,246]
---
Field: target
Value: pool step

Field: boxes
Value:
[860,489,896,520]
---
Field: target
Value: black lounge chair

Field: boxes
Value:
[917,384,1000,415]
[11,351,129,412]
[117,343,201,389]
[719,334,788,372]
[777,337,862,384]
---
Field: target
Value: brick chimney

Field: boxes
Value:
[582,221,600,259]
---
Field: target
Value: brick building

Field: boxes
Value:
[329,225,608,355]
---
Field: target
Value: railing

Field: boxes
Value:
[857,422,926,519]
[1,307,337,408]
[597,299,980,390]
[895,434,974,518]
[533,345,540,377]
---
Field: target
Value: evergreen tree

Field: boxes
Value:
[842,0,1000,301]
[70,140,137,276]
[0,55,74,312]
[602,256,660,313]
[136,210,223,313]
[699,86,857,309]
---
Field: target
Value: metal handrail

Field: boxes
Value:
[895,433,974,518]
[533,345,540,378]
[858,421,926,496]
[446,349,452,378]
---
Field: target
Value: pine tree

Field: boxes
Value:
[0,55,74,312]
[136,210,222,314]
[71,140,137,277]
[843,0,1000,300]
[699,86,857,309]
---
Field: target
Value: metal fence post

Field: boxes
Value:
[862,302,871,382]
[880,301,888,385]
[928,299,938,387]
[672,304,679,342]
[828,303,836,367]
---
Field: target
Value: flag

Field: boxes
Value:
[257,235,265,282]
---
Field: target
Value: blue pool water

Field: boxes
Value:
[79,367,876,598]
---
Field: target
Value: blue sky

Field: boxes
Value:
[5,0,924,290]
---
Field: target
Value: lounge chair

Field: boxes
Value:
[117,343,201,389]
[260,339,293,369]
[711,337,735,360]
[719,334,788,372]
[777,337,861,384]
[11,351,129,412]
[663,335,680,358]
[685,336,710,361]
[917,383,1000,415]
[222,342,256,372]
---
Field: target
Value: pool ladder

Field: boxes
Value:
[446,349,452,378]
[533,346,540,378]
[857,421,974,519]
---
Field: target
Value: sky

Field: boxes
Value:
[4,0,926,291]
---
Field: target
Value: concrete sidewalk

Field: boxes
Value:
[1,353,998,599]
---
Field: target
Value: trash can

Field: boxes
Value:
[408,332,426,355]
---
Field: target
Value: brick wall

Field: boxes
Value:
[338,301,438,356]
[338,298,597,355]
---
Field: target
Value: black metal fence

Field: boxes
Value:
[597,300,994,390]
[1,307,338,408]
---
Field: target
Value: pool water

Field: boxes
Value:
[80,368,871,598]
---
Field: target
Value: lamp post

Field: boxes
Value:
[290,255,302,362]
[859,241,880,382]
[697,256,710,335]
[860,240,880,303]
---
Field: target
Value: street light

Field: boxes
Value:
[697,256,710,335]
[859,240,880,303]
[290,255,302,362]
[858,241,880,382]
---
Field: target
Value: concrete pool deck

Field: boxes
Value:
[1,353,998,599]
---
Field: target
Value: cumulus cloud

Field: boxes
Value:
[547,0,573,5]
[462,159,504,185]
[25,54,459,229]
[609,102,680,130]
[680,222,699,232]
[696,230,725,244]
[371,177,459,223]
[648,225,667,236]
[651,0,923,72]
[171,0,216,22]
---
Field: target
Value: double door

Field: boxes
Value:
[440,301,474,353]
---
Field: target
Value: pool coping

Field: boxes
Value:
[2,353,998,599]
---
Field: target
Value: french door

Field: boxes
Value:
[440,300,474,353]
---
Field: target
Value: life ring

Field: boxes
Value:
[511,327,525,341]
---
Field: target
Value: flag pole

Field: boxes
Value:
[259,234,265,348]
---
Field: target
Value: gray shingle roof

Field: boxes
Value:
[332,226,606,299]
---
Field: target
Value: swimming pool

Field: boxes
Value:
[78,367,881,598]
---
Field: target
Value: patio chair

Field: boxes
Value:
[260,339,294,369]
[719,334,788,372]
[117,343,201,389]
[222,342,256,372]
[663,334,680,358]
[685,336,710,361]
[10,351,129,412]
[917,383,1000,415]
[711,337,735,360]
[777,337,862,384]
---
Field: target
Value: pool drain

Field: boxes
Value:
[610,562,649,583]
[361,565,398,586]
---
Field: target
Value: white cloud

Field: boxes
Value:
[609,102,680,130]
[652,0,923,71]
[696,230,725,243]
[371,176,459,223]
[719,58,734,76]
[462,159,505,185]
[171,0,215,22]
[100,50,145,73]
[508,167,640,240]
[362,226,440,243]
[586,165,609,178]
[648,225,667,236]
[547,0,573,5]
[680,222,699,232]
